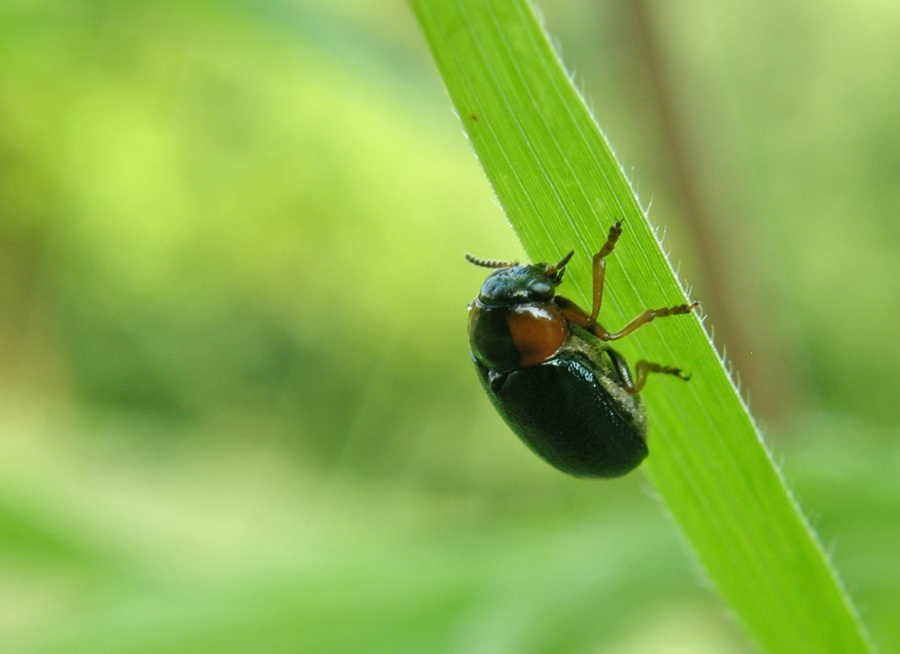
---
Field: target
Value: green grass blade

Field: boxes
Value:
[410,1,874,652]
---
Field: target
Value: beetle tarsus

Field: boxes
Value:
[596,221,623,260]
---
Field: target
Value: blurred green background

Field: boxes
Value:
[1,1,898,652]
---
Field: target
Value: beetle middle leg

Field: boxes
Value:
[587,221,698,340]
[593,302,699,341]
[557,290,697,341]
[556,220,698,340]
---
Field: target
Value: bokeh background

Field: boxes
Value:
[2,1,899,652]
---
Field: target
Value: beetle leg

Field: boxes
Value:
[608,349,689,394]
[630,361,691,393]
[595,302,699,341]
[559,296,698,342]
[556,296,606,331]
[556,219,698,341]
[605,347,637,393]
[587,221,623,326]
[556,296,621,343]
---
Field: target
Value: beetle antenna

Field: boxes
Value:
[545,250,575,274]
[465,253,517,269]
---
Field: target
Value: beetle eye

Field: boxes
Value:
[529,280,554,297]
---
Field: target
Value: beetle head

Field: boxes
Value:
[467,251,574,306]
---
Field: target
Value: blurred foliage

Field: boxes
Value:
[0,0,898,653]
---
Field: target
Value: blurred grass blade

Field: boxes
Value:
[411,1,873,652]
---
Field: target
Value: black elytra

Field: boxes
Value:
[466,222,698,478]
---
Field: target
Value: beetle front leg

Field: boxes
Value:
[586,221,622,326]
[554,221,624,333]
[556,219,698,341]
[586,221,698,340]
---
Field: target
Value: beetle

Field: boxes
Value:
[466,221,698,478]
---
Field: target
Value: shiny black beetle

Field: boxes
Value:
[466,222,697,478]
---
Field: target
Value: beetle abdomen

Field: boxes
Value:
[472,342,648,478]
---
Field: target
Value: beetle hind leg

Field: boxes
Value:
[605,348,688,394]
[630,360,691,394]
